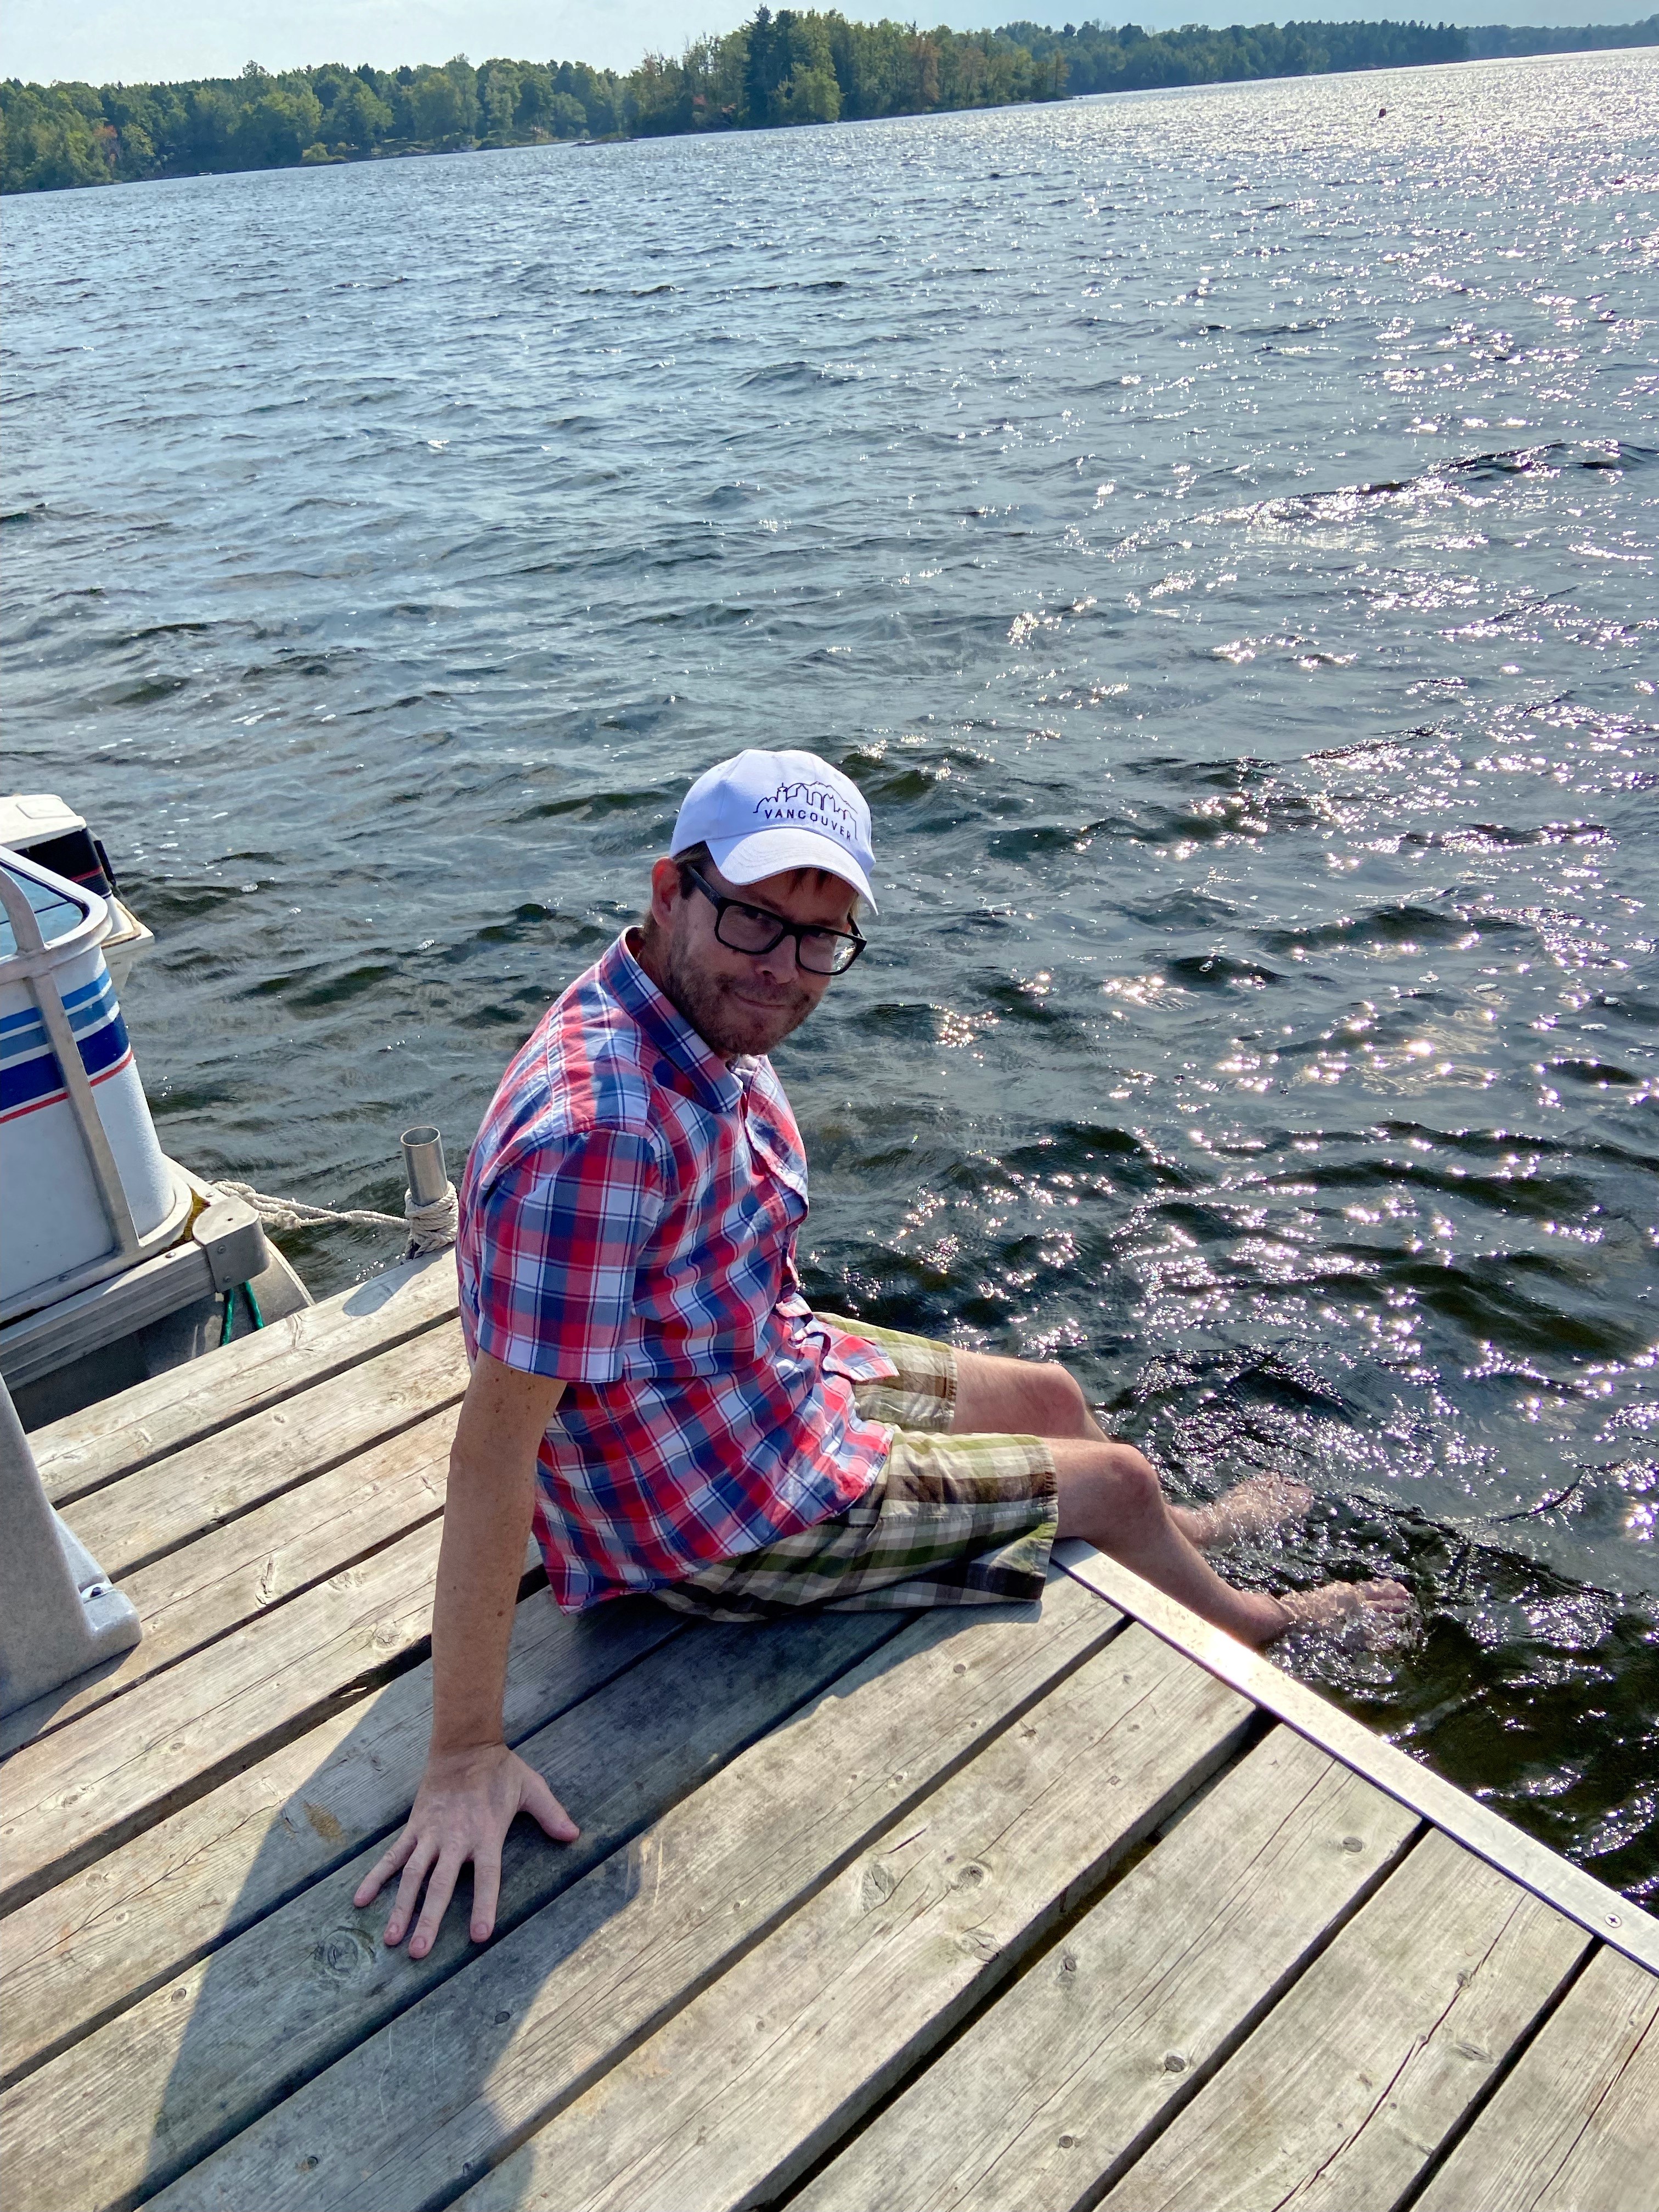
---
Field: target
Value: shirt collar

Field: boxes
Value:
[600,933,746,1115]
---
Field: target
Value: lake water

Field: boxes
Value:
[5,51,1657,1897]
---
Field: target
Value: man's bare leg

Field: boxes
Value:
[949,1348,1409,1647]
[950,1348,1307,1547]
[1046,1436,1410,1646]
[1181,1475,1314,1548]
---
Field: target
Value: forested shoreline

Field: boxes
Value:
[4,9,1656,195]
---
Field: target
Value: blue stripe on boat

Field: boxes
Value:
[0,1006,132,1113]
[0,972,121,1060]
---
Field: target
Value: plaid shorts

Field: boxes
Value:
[656,1314,1059,1623]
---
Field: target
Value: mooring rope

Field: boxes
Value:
[218,1180,459,1256]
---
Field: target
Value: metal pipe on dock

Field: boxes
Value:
[400,1125,448,1209]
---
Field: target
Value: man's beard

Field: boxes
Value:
[661,936,815,1060]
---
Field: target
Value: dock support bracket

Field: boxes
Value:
[0,1375,140,1720]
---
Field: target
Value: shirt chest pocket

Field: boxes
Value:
[658,1124,798,1291]
[699,1127,802,1286]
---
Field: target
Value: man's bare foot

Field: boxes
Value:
[1269,1577,1415,1646]
[1185,1474,1314,1550]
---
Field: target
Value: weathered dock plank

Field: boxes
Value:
[60,1321,470,1579]
[145,1573,1122,2212]
[0,1516,497,1914]
[0,1404,458,1756]
[793,1728,1419,2212]
[4,1609,909,2212]
[0,1595,673,2086]
[1093,1827,1590,2212]
[29,1252,459,1505]
[1415,1943,1659,2212]
[456,1624,1252,2212]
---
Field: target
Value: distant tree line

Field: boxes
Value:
[1462,12,1659,47]
[4,11,1656,194]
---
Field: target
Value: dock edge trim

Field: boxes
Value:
[1056,1538,1659,1978]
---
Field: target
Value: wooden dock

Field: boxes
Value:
[3,1253,1656,2212]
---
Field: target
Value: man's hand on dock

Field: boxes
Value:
[353,1740,578,1957]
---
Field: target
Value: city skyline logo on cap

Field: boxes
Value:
[753,778,860,851]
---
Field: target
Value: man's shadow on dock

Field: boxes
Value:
[144,1587,986,2207]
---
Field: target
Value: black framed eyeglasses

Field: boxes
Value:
[682,863,867,977]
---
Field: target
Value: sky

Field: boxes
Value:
[1,0,1639,87]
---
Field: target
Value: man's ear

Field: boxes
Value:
[648,856,683,929]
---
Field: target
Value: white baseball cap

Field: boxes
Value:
[670,748,878,912]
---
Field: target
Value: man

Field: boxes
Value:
[357,748,1409,1959]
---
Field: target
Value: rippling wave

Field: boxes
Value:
[5,51,1657,1893]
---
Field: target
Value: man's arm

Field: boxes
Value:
[352,1351,578,1958]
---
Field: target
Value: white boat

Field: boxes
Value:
[0,793,312,1431]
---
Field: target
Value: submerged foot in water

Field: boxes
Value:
[1186,1474,1313,1549]
[1269,1577,1414,1646]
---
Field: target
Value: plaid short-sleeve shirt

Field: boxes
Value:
[456,933,899,1611]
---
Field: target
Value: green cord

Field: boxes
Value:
[220,1282,267,1345]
